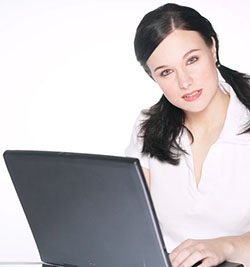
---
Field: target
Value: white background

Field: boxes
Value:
[0,0,249,261]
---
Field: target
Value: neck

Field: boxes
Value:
[184,88,230,135]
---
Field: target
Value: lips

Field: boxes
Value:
[182,89,202,101]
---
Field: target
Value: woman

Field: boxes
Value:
[125,3,250,266]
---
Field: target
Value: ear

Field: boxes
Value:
[210,36,217,63]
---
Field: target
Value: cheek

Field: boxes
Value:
[158,81,179,103]
[159,82,173,95]
[196,57,217,81]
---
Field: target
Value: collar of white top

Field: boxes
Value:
[219,81,249,140]
[179,81,250,148]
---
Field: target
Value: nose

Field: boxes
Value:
[177,69,193,90]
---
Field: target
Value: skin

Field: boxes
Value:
[142,29,250,266]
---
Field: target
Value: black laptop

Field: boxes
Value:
[3,150,243,267]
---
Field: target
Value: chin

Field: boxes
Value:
[182,104,208,114]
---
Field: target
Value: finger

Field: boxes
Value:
[170,247,192,267]
[198,257,220,267]
[170,239,196,261]
[174,250,208,267]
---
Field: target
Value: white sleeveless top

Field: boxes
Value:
[125,81,250,252]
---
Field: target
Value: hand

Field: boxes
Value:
[169,237,234,267]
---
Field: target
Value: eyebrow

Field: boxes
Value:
[153,48,201,73]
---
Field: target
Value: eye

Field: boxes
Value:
[160,69,173,77]
[187,56,198,65]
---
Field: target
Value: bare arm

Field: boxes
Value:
[228,231,250,265]
[170,232,250,267]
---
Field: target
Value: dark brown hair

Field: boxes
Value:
[134,3,250,165]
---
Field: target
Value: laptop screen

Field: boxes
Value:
[4,150,171,267]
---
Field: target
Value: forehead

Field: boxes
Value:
[147,29,208,67]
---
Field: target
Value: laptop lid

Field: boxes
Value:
[3,150,171,267]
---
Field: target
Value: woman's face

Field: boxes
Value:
[146,29,219,114]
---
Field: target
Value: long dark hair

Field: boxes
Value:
[134,3,250,165]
